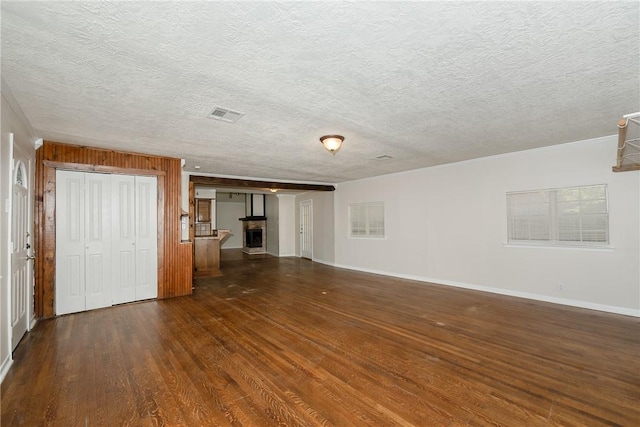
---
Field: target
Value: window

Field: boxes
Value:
[349,202,385,238]
[507,185,609,246]
[15,161,26,188]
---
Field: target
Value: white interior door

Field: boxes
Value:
[113,174,157,302]
[83,173,112,311]
[11,160,29,350]
[134,176,158,301]
[300,200,313,259]
[56,171,112,314]
[56,170,87,315]
[112,175,136,304]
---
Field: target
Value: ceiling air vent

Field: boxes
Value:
[373,154,393,160]
[207,107,244,123]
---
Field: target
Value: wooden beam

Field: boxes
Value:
[189,175,335,192]
[612,163,640,172]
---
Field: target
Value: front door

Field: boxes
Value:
[11,158,30,350]
[300,200,312,260]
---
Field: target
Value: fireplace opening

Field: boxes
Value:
[245,229,263,248]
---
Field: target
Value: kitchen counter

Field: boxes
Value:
[194,230,230,277]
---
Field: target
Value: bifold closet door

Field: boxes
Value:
[56,170,112,315]
[112,174,158,304]
[57,171,158,315]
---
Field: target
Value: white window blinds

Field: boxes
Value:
[507,185,608,246]
[349,202,385,238]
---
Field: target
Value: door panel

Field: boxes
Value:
[135,176,158,300]
[56,170,87,315]
[111,175,136,304]
[84,173,111,310]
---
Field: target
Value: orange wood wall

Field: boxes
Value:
[35,141,192,318]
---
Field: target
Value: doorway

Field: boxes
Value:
[300,200,313,260]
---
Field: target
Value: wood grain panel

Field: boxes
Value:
[34,141,192,318]
[190,174,335,191]
[3,252,638,425]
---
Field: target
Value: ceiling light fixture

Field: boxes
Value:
[269,188,278,193]
[320,135,344,154]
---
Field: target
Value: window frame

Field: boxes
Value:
[506,184,609,247]
[348,201,385,239]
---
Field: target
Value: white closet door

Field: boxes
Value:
[135,176,158,301]
[56,170,87,315]
[111,175,137,304]
[57,171,111,314]
[57,171,157,314]
[84,173,112,310]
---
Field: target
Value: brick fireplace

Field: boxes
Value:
[242,219,266,254]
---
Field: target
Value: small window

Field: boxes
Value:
[349,202,385,238]
[15,161,27,188]
[507,185,609,246]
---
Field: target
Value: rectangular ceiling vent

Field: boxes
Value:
[373,154,393,160]
[207,107,244,123]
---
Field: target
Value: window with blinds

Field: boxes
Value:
[507,185,609,246]
[349,202,385,238]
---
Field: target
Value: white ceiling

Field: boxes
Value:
[2,1,638,183]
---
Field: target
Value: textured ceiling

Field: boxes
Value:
[2,1,639,183]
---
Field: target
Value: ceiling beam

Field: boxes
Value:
[189,175,335,192]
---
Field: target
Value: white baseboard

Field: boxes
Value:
[312,257,335,267]
[332,263,640,318]
[221,246,243,250]
[0,354,13,384]
[30,316,37,330]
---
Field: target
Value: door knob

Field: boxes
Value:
[26,255,35,261]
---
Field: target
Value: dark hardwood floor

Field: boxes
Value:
[2,250,639,426]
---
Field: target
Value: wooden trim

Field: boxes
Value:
[612,164,640,172]
[42,167,57,316]
[189,175,335,192]
[43,160,167,176]
[615,118,628,170]
[189,182,195,277]
[34,148,45,317]
[189,182,195,243]
[156,174,166,299]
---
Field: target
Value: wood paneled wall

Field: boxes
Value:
[35,141,193,318]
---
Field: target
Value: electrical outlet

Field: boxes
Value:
[557,283,564,291]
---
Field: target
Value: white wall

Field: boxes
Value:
[217,201,244,248]
[266,194,279,256]
[334,135,640,316]
[278,194,296,257]
[1,80,39,382]
[295,191,335,264]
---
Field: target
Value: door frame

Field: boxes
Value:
[299,199,313,260]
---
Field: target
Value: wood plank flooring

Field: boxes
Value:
[2,251,639,426]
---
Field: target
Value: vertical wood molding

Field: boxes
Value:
[189,182,195,278]
[34,141,193,318]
